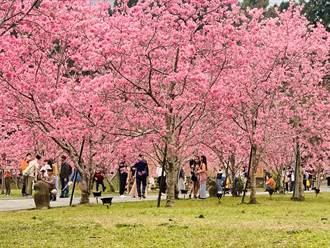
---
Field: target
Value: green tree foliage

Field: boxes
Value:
[302,0,330,31]
[128,0,139,8]
[241,0,269,9]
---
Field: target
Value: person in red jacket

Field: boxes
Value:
[94,169,106,192]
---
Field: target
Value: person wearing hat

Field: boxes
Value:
[59,155,72,198]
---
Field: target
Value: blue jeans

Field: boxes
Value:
[199,182,207,199]
[96,180,106,192]
[60,177,69,197]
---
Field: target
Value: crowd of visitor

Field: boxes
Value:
[0,152,329,201]
[0,153,80,200]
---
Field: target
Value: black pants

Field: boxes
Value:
[290,181,295,192]
[136,176,147,197]
[21,175,28,195]
[158,176,166,193]
[119,174,128,195]
[5,177,11,195]
[60,177,69,197]
[96,180,106,192]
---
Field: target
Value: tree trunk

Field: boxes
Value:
[292,142,304,201]
[249,144,258,204]
[249,167,257,204]
[166,159,175,207]
[79,172,91,204]
[229,154,237,196]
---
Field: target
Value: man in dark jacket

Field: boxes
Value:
[59,155,72,198]
[135,154,149,199]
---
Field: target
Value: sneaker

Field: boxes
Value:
[119,195,126,198]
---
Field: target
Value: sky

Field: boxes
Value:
[90,0,289,7]
[269,0,287,6]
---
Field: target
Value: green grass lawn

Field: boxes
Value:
[1,193,330,248]
[0,188,22,199]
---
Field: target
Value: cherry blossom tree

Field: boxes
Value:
[0,0,124,203]
[99,0,239,206]
[0,0,328,207]
[214,6,329,203]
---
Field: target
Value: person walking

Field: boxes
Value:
[4,162,12,196]
[59,155,72,198]
[198,155,208,199]
[118,156,129,197]
[135,154,149,199]
[20,153,32,196]
[23,154,42,195]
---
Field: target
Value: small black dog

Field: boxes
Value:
[312,187,320,197]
